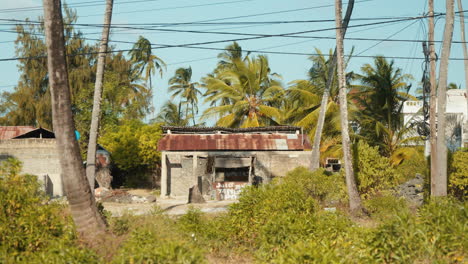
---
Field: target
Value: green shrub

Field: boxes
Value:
[354,141,399,197]
[449,149,468,199]
[417,198,467,261]
[113,217,206,264]
[363,194,409,221]
[0,158,100,263]
[361,198,467,263]
[394,147,428,183]
[177,207,205,236]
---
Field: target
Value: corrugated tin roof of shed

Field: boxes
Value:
[0,126,36,140]
[162,126,302,134]
[158,133,311,151]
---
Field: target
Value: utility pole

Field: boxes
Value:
[43,0,106,241]
[86,0,114,191]
[428,0,438,196]
[435,0,455,196]
[335,0,362,214]
[310,0,355,170]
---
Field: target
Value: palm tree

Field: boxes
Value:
[202,55,284,128]
[43,0,106,242]
[153,101,189,126]
[86,0,113,190]
[216,41,250,72]
[168,67,202,126]
[310,0,356,170]
[335,0,362,214]
[355,56,414,150]
[285,49,356,165]
[129,36,166,89]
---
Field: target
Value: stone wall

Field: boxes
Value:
[0,139,63,196]
[162,150,312,198]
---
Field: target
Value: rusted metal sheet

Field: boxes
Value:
[0,126,36,140]
[158,133,312,151]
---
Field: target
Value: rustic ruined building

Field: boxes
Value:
[157,126,312,201]
[0,126,111,196]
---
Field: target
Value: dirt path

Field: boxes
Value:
[102,190,236,217]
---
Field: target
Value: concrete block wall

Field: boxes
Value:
[162,150,312,198]
[0,139,63,196]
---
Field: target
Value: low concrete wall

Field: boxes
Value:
[0,139,63,196]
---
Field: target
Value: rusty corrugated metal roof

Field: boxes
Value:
[0,126,36,140]
[158,133,311,151]
[162,126,302,134]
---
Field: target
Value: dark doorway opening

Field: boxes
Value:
[215,167,249,182]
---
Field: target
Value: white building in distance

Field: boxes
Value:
[402,89,468,150]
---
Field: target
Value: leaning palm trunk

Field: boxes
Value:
[457,0,468,124]
[434,0,455,196]
[335,0,362,213]
[86,0,114,190]
[310,0,355,170]
[43,0,106,240]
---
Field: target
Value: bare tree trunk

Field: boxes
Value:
[457,0,468,127]
[335,0,362,213]
[43,0,106,241]
[86,0,114,190]
[428,0,438,195]
[310,0,355,170]
[435,0,455,196]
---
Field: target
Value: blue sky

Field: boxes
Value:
[0,0,466,123]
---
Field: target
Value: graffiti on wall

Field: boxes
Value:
[213,181,248,200]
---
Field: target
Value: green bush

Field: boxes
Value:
[394,147,428,183]
[113,214,206,264]
[361,198,467,263]
[0,158,100,263]
[363,194,409,221]
[354,141,399,197]
[449,149,468,199]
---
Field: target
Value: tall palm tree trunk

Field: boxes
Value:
[335,0,362,213]
[310,0,355,170]
[192,103,196,126]
[86,0,114,190]
[457,0,468,126]
[428,0,438,195]
[435,0,455,196]
[43,0,106,241]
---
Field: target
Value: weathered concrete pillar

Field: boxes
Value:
[160,152,167,198]
[192,154,198,186]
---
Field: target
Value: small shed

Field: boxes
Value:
[157,126,312,200]
[0,126,111,196]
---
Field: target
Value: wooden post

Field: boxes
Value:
[428,0,438,195]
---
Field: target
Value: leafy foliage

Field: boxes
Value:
[449,148,468,199]
[100,120,163,171]
[0,158,99,263]
[0,8,152,142]
[202,48,284,127]
[99,120,163,187]
[354,141,400,197]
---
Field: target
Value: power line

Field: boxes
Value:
[0,40,466,62]
[80,0,254,18]
[3,11,467,43]
[355,19,419,56]
[0,0,169,13]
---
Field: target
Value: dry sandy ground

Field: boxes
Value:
[102,189,236,217]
